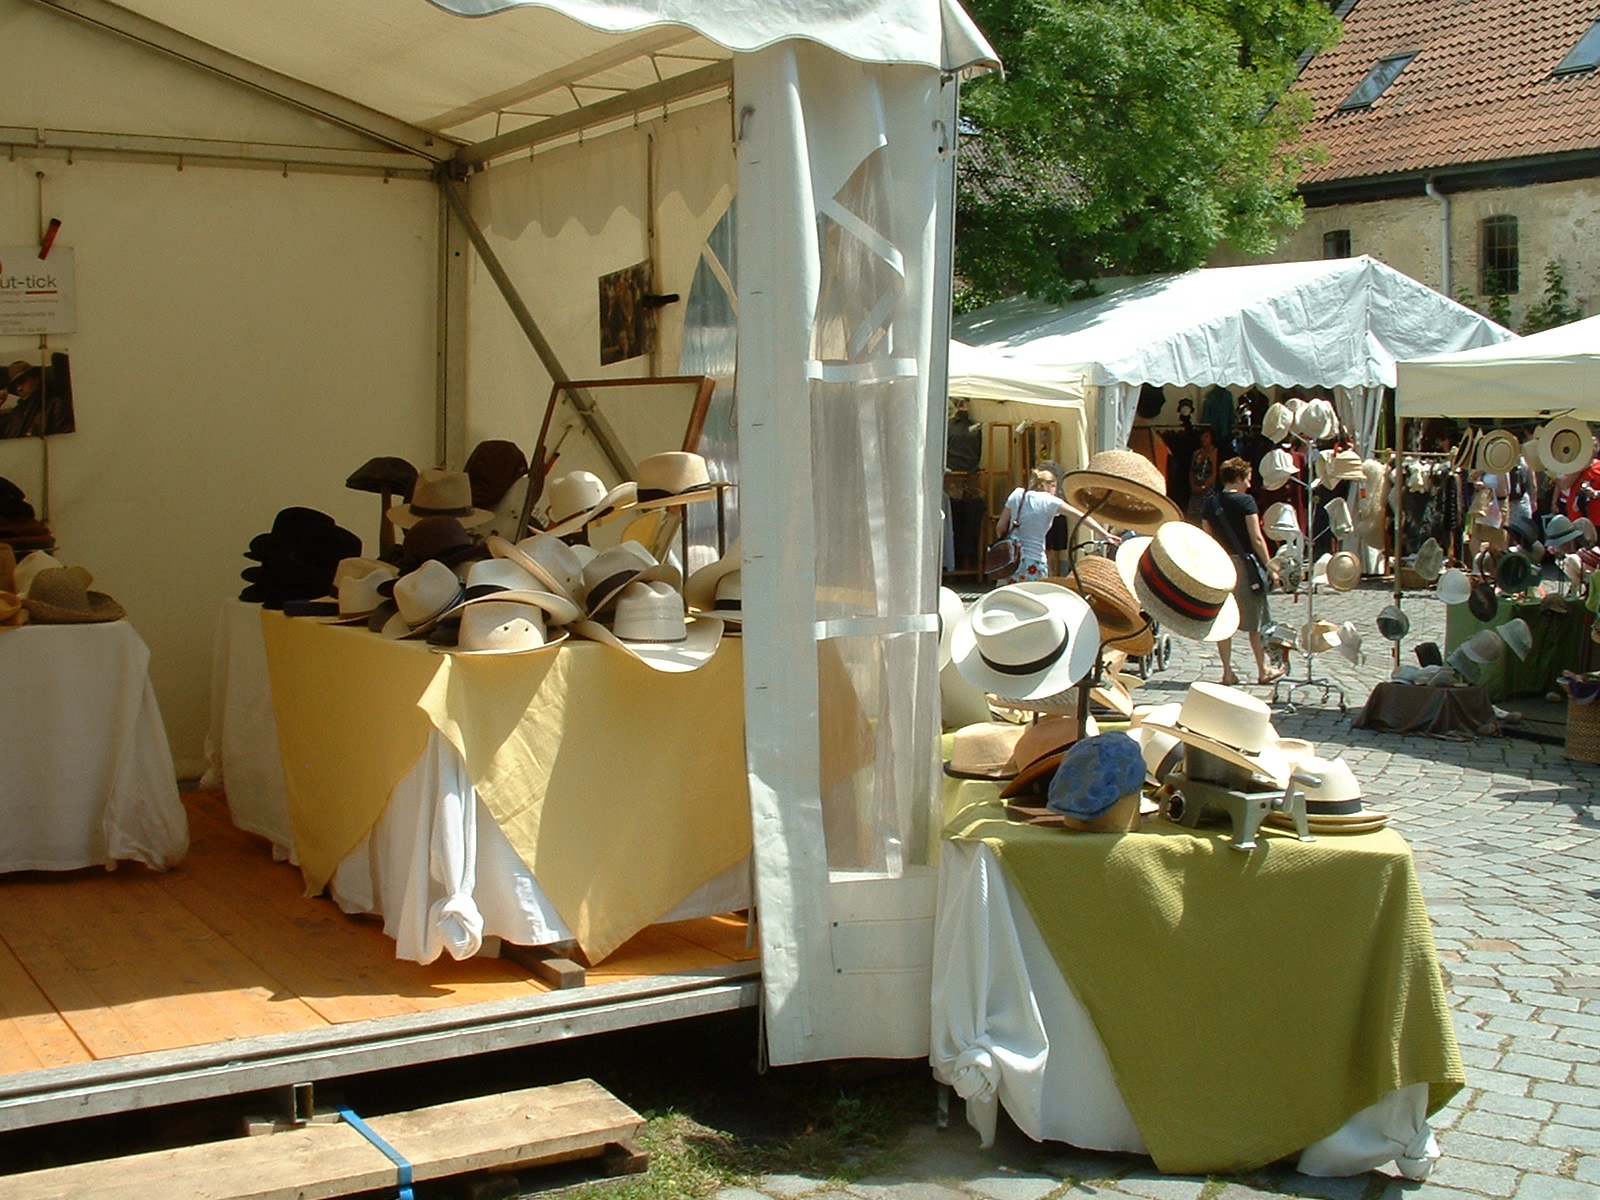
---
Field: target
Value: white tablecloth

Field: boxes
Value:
[931,841,1440,1180]
[205,600,750,964]
[0,620,187,872]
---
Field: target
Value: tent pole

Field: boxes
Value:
[436,172,632,484]
[1393,416,1405,669]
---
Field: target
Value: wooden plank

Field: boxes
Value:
[2,1079,644,1200]
[657,913,759,962]
[0,938,91,1074]
[584,923,737,981]
[501,943,586,989]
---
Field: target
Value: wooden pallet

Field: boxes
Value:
[2,1078,645,1200]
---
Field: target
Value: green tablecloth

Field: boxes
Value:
[1444,598,1588,700]
[942,792,1464,1175]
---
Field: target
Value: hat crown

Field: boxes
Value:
[1177,681,1272,753]
[409,469,474,513]
[970,588,1067,668]
[636,451,712,497]
[612,580,687,642]
[1293,755,1362,804]
[464,557,540,596]
[949,722,1026,775]
[458,599,547,653]
[1047,732,1146,818]
[583,541,657,592]
[29,566,93,611]
[394,559,462,625]
[401,515,472,561]
[337,563,396,614]
[1149,522,1235,598]
[547,471,608,522]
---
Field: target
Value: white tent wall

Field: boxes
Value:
[1397,312,1600,421]
[464,99,736,454]
[0,8,439,777]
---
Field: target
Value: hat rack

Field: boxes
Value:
[1272,435,1347,715]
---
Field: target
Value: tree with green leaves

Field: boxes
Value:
[954,0,1341,312]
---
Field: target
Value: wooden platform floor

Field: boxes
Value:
[0,792,758,1078]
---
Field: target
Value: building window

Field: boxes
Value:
[1322,229,1352,259]
[1337,52,1418,110]
[1554,19,1600,75]
[1480,215,1519,295]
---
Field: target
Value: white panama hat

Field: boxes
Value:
[574,580,724,672]
[319,559,399,623]
[442,599,569,656]
[381,559,466,639]
[1141,682,1288,787]
[950,582,1099,701]
[1116,523,1240,642]
[631,451,731,510]
[542,470,638,537]
[1538,417,1595,476]
[487,532,585,607]
[581,541,681,617]
[684,540,742,614]
[446,557,581,627]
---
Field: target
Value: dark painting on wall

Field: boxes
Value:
[599,261,652,366]
[0,352,74,439]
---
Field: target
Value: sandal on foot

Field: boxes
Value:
[1258,667,1285,685]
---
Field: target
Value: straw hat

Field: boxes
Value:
[1060,450,1182,533]
[1267,754,1390,831]
[1263,502,1302,542]
[1141,682,1287,786]
[446,558,581,626]
[581,541,680,617]
[543,471,638,536]
[13,550,63,597]
[487,532,586,607]
[387,468,495,531]
[1477,429,1522,474]
[1116,523,1239,642]
[1261,402,1293,443]
[441,599,569,656]
[1497,617,1533,660]
[1008,714,1086,776]
[574,581,724,672]
[1323,496,1355,538]
[1300,618,1342,656]
[632,451,730,509]
[684,540,742,613]
[1055,554,1147,648]
[380,559,466,639]
[1317,448,1365,485]
[1435,567,1471,605]
[996,718,1106,801]
[1412,538,1445,584]
[21,565,125,624]
[1324,550,1361,592]
[1258,448,1296,490]
[312,559,398,623]
[1538,417,1595,476]
[944,721,1028,780]
[950,582,1099,701]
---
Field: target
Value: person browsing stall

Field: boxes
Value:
[996,468,1115,585]
[1203,457,1282,686]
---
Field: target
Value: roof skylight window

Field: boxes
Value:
[1553,19,1600,75]
[1337,52,1417,110]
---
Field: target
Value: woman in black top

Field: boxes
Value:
[1204,457,1282,686]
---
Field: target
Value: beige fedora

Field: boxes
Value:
[574,580,724,672]
[631,452,730,509]
[1317,448,1366,485]
[440,599,570,656]
[950,582,1099,701]
[1060,450,1182,534]
[1141,682,1287,787]
[944,721,1028,780]
[1116,523,1239,642]
[543,471,638,537]
[387,468,494,531]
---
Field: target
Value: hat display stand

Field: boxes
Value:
[1163,763,1318,851]
[1271,428,1348,714]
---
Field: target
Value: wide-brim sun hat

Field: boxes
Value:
[573,589,724,673]
[543,471,639,537]
[1324,550,1361,592]
[487,532,585,606]
[439,600,570,656]
[1055,553,1148,649]
[1116,523,1239,642]
[387,468,495,531]
[1539,416,1595,476]
[1435,567,1471,605]
[950,581,1099,701]
[1060,450,1182,534]
[1477,429,1522,474]
[1140,681,1287,787]
[1446,646,1482,685]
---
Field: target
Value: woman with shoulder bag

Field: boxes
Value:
[1204,456,1283,686]
[994,468,1115,585]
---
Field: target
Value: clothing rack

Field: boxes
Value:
[1272,439,1347,714]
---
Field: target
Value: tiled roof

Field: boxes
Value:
[1295,0,1600,186]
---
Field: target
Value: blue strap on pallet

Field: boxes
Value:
[338,1106,415,1200]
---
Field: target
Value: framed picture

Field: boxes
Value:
[598,261,653,366]
[0,351,74,439]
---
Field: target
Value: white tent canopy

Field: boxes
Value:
[1397,313,1600,420]
[953,257,1512,452]
[946,340,1089,472]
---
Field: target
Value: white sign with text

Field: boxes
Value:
[0,247,76,336]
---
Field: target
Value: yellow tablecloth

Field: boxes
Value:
[942,792,1464,1175]
[261,610,752,962]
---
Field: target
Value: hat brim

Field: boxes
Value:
[685,551,742,613]
[434,629,569,656]
[1266,812,1389,835]
[22,592,125,624]
[631,481,730,511]
[445,586,581,628]
[387,504,495,531]
[486,537,582,607]
[1142,722,1289,786]
[543,483,639,536]
[949,583,1100,701]
[572,615,724,672]
[1116,538,1240,642]
[584,562,682,618]
[1059,471,1181,534]
[1539,417,1595,476]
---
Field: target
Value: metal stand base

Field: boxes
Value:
[1273,671,1347,714]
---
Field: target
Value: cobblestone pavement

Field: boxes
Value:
[724,582,1600,1200]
